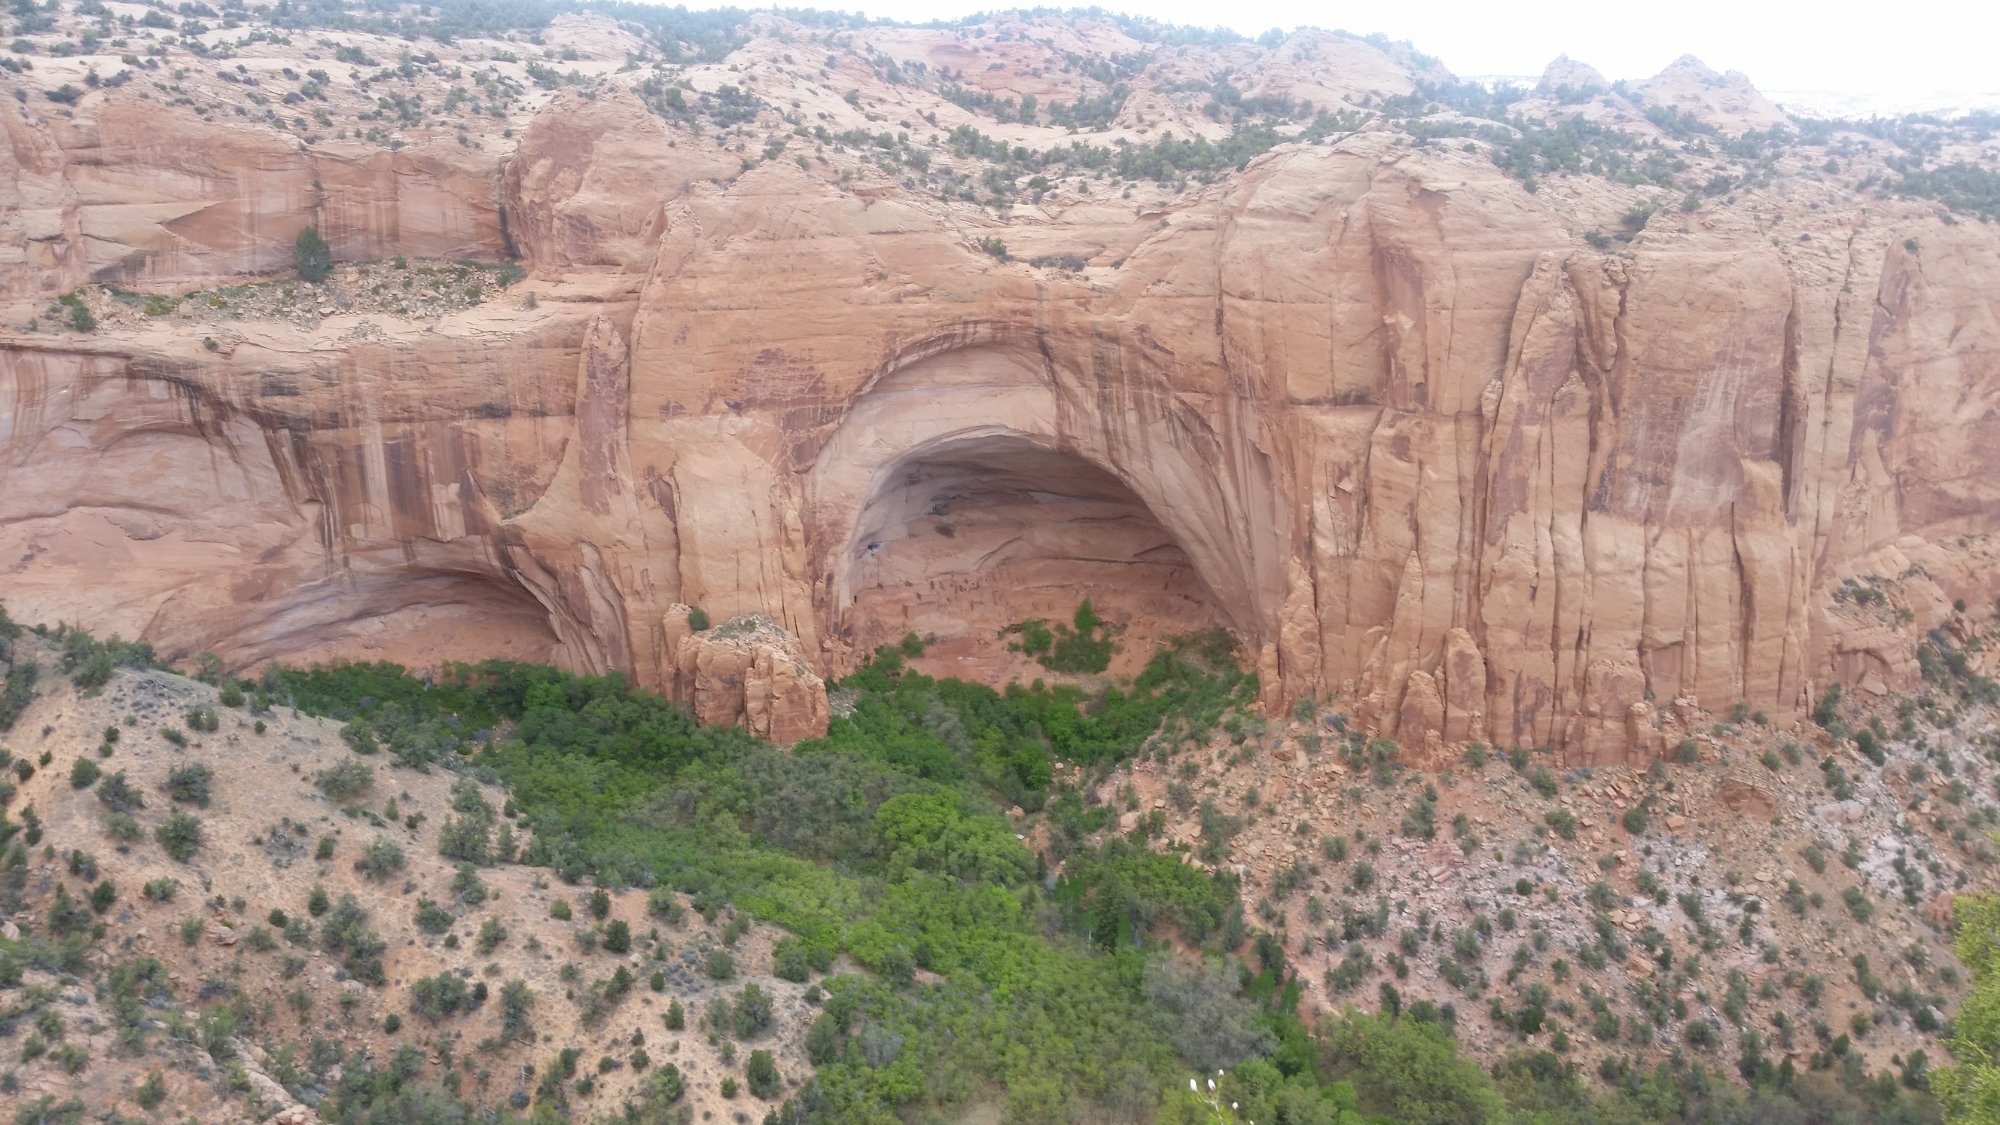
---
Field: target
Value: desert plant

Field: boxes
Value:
[294,227,332,283]
[135,1070,167,1109]
[155,811,203,861]
[96,770,144,812]
[413,898,454,934]
[436,811,490,864]
[408,972,477,1022]
[732,983,774,1038]
[57,291,94,332]
[705,949,736,980]
[355,836,405,881]
[165,761,214,806]
[313,759,373,800]
[648,886,686,924]
[746,1048,781,1098]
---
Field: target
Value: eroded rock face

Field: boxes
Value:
[667,609,829,745]
[3,22,1997,759]
[1,98,500,296]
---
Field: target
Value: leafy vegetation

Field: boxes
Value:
[293,227,332,284]
[245,637,1273,1118]
[153,811,203,862]
[1939,892,2000,1121]
[1007,598,1118,674]
[236,612,1952,1123]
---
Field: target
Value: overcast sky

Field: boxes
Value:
[717,0,1998,94]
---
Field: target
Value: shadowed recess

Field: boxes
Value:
[843,433,1227,678]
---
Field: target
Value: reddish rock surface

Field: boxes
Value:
[3,16,1996,754]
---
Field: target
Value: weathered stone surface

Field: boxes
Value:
[2,22,1996,758]
[0,97,499,296]
[670,609,829,745]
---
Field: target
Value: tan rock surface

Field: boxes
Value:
[3,11,1997,759]
[669,608,830,744]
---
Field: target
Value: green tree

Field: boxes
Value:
[57,292,95,333]
[1937,892,2000,1122]
[745,1048,780,1098]
[294,227,332,283]
[1316,1010,1507,1124]
[155,811,203,862]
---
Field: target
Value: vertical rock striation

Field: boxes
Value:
[3,50,1996,756]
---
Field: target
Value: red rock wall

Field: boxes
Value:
[5,94,1997,759]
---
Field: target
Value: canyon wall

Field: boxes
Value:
[5,77,1997,760]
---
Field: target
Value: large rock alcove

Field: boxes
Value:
[840,432,1229,676]
[807,337,1261,682]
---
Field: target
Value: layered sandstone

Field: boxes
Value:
[667,609,830,745]
[2,14,1996,757]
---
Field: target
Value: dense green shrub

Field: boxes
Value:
[355,837,406,882]
[773,936,811,982]
[413,898,454,934]
[294,227,332,283]
[164,761,214,806]
[314,758,374,799]
[408,973,477,1022]
[319,893,387,985]
[1007,599,1117,673]
[155,811,203,862]
[745,1048,780,1098]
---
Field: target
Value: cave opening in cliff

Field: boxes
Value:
[230,564,564,675]
[842,434,1229,681]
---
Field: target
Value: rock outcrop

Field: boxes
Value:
[2,12,1996,758]
[1537,55,1609,96]
[1636,54,1792,131]
[667,609,830,745]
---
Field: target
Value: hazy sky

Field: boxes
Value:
[715,0,1997,93]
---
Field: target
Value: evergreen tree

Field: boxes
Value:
[294,226,332,283]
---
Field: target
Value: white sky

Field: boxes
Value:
[707,1,2000,94]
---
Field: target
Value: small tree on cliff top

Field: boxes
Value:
[294,226,331,283]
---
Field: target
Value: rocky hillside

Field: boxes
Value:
[3,1,1998,763]
[0,627,819,1124]
[2,571,1997,1123]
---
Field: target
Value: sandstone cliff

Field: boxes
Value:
[2,9,1996,759]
